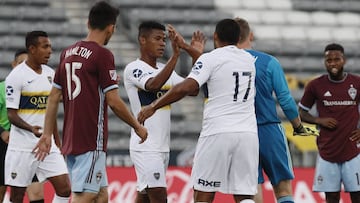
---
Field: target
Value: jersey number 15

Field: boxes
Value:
[65,62,82,100]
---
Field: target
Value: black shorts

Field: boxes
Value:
[0,138,8,185]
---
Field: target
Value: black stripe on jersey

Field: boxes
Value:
[137,89,168,106]
[19,95,48,110]
[202,83,208,99]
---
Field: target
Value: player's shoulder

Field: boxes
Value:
[124,59,144,72]
[41,64,55,73]
[6,62,27,79]
[347,72,360,80]
[307,74,327,86]
[65,41,113,57]
[201,46,232,61]
[246,49,277,61]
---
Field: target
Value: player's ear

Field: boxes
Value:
[213,32,219,48]
[11,60,16,68]
[106,24,115,33]
[28,44,36,55]
[249,31,254,42]
[138,35,146,45]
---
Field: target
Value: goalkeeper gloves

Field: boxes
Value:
[293,124,319,136]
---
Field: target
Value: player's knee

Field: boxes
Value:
[146,187,167,203]
[55,186,71,197]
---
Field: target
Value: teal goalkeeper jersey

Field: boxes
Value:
[246,50,299,125]
[0,81,10,130]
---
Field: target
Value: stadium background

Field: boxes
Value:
[0,0,359,202]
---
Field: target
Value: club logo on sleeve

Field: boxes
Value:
[6,86,14,96]
[191,61,203,75]
[109,70,117,81]
[132,69,143,78]
[193,61,203,70]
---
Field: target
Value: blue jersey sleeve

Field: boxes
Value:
[269,57,299,121]
[247,49,298,124]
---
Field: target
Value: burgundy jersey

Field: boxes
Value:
[300,73,360,162]
[54,41,119,155]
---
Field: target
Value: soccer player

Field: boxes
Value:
[0,49,28,202]
[33,1,148,202]
[5,31,71,203]
[123,21,205,203]
[235,18,304,203]
[0,49,49,203]
[299,43,360,203]
[138,19,258,203]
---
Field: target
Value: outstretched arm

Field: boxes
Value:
[138,78,199,124]
[106,88,147,143]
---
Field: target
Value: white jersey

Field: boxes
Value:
[5,62,59,152]
[124,59,184,152]
[188,45,257,137]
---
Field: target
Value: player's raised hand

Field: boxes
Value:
[191,30,206,54]
[32,134,52,161]
[167,25,180,55]
[167,24,186,49]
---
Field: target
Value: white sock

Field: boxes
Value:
[239,200,255,203]
[52,194,70,203]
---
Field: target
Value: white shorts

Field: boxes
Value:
[313,154,360,192]
[5,149,68,187]
[66,151,108,193]
[191,132,259,195]
[130,150,169,192]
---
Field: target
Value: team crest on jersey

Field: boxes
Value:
[132,69,143,78]
[109,70,117,81]
[316,175,323,185]
[47,76,53,84]
[6,85,14,96]
[153,172,160,180]
[96,171,102,184]
[348,84,357,100]
[11,172,17,179]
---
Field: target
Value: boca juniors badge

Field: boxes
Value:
[47,76,53,84]
[11,172,17,179]
[153,172,160,180]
